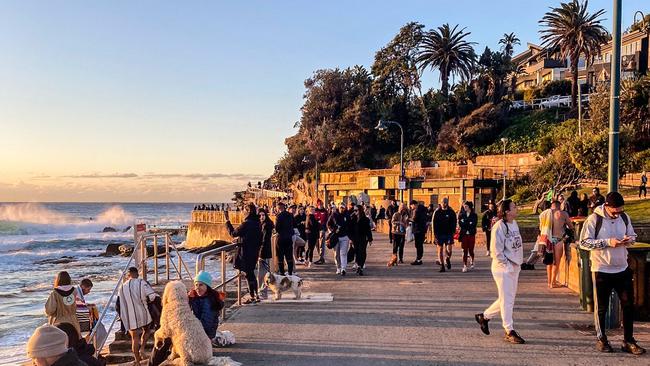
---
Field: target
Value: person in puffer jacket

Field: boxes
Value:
[579,192,645,355]
[188,271,224,339]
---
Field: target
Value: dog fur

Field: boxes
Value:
[263,272,303,300]
[387,254,398,267]
[154,281,213,366]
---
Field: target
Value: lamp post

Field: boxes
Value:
[302,156,319,203]
[375,120,404,202]
[501,137,508,201]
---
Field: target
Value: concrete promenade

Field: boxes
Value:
[218,233,649,366]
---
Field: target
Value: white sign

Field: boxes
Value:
[398,180,406,190]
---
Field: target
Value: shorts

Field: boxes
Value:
[436,234,454,246]
[461,235,476,249]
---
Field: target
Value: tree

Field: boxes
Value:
[476,47,511,104]
[416,24,476,100]
[539,0,609,109]
[499,32,520,57]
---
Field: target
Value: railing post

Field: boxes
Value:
[166,236,170,281]
[141,237,147,282]
[221,250,226,319]
[237,271,242,306]
[153,235,158,285]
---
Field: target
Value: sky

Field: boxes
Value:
[0,0,646,202]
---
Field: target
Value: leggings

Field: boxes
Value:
[306,236,317,262]
[461,235,476,265]
[242,264,258,297]
[355,241,368,268]
[392,235,405,261]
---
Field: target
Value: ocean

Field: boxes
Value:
[0,202,197,365]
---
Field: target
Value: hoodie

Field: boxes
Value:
[579,204,637,274]
[490,219,524,268]
[45,287,80,334]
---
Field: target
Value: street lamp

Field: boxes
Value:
[375,120,405,202]
[501,137,508,200]
[302,156,319,203]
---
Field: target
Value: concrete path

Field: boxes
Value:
[217,234,649,366]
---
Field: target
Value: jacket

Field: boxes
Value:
[490,219,524,268]
[458,211,478,238]
[73,339,105,366]
[481,209,497,232]
[45,287,81,334]
[391,211,409,235]
[410,204,428,235]
[51,349,88,366]
[226,213,262,269]
[314,207,328,227]
[188,287,224,339]
[433,207,457,237]
[351,215,373,244]
[327,211,349,238]
[275,210,294,242]
[304,214,320,243]
[260,218,274,259]
[293,213,307,239]
[579,204,637,273]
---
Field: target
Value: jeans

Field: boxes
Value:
[485,229,492,252]
[317,229,327,261]
[414,232,425,260]
[593,268,635,342]
[257,258,270,294]
[275,239,294,275]
[484,261,521,332]
[334,236,350,271]
[392,235,405,261]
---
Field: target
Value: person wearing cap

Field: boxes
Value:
[579,191,645,355]
[327,202,351,275]
[27,324,86,366]
[189,271,224,339]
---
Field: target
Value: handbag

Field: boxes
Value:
[326,231,338,249]
[405,225,414,243]
[453,227,460,241]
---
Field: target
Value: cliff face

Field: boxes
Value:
[186,222,233,249]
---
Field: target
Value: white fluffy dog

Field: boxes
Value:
[263,272,303,300]
[155,281,213,366]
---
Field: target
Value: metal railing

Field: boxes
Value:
[89,232,190,356]
[195,242,243,319]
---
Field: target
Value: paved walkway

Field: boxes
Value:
[217,234,649,365]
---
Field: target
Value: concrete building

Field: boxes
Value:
[512,43,567,90]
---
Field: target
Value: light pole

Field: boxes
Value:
[302,156,319,203]
[375,120,404,202]
[501,137,508,200]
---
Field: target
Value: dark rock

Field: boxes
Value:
[35,256,76,265]
[104,243,122,256]
[102,227,117,233]
[123,226,132,233]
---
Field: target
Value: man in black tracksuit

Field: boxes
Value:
[274,202,295,275]
[433,197,456,272]
[409,200,428,265]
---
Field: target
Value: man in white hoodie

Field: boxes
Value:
[579,192,645,355]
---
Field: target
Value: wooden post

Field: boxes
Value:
[141,237,147,282]
[153,236,158,285]
[165,236,170,281]
[221,251,226,319]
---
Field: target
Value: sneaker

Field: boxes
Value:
[474,313,489,335]
[439,265,446,273]
[341,269,346,276]
[470,261,475,270]
[352,263,358,270]
[398,259,404,264]
[596,339,613,353]
[411,260,422,265]
[336,268,341,274]
[621,340,646,355]
[358,269,364,276]
[462,265,467,273]
[446,257,451,269]
[504,330,525,344]
[486,251,490,256]
[314,259,325,265]
[435,260,441,265]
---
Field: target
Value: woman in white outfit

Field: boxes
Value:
[475,199,526,344]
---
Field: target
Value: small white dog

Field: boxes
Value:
[263,272,303,300]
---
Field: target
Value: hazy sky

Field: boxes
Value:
[1,0,645,202]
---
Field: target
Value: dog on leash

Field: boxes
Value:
[263,272,303,300]
[387,254,398,267]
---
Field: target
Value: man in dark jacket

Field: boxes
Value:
[386,201,397,243]
[225,203,262,301]
[274,202,295,275]
[481,201,497,256]
[433,197,456,272]
[409,200,428,265]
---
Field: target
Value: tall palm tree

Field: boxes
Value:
[539,0,608,108]
[499,32,520,57]
[416,24,476,99]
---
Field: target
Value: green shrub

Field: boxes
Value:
[540,80,571,97]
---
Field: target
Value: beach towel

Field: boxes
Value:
[536,208,553,252]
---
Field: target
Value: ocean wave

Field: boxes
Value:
[0,233,131,253]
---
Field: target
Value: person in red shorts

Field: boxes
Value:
[458,201,478,272]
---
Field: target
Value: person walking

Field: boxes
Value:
[313,200,328,265]
[274,202,295,276]
[258,208,274,299]
[386,201,397,244]
[640,171,647,199]
[293,206,307,263]
[351,205,373,276]
[589,187,605,213]
[433,198,456,272]
[327,203,351,276]
[482,202,497,256]
[409,200,428,265]
[548,201,573,288]
[390,203,409,264]
[579,192,645,355]
[45,271,81,334]
[118,267,156,365]
[475,199,526,344]
[304,206,320,268]
[567,190,581,217]
[458,201,478,273]
[225,203,262,303]
[579,193,590,217]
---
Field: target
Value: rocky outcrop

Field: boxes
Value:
[102,227,117,233]
[104,243,122,256]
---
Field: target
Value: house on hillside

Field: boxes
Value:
[512,43,568,90]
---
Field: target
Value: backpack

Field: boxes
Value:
[593,212,629,238]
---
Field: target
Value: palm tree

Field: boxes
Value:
[539,0,608,108]
[416,24,476,99]
[499,32,521,57]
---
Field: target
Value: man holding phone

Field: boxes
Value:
[579,191,645,355]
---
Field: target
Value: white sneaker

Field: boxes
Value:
[470,261,475,270]
[336,268,341,274]
[306,261,312,268]
[462,265,468,273]
[486,251,490,256]
[352,263,358,270]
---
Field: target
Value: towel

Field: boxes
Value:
[536,209,553,251]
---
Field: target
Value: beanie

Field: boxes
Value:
[194,271,212,286]
[26,324,68,358]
